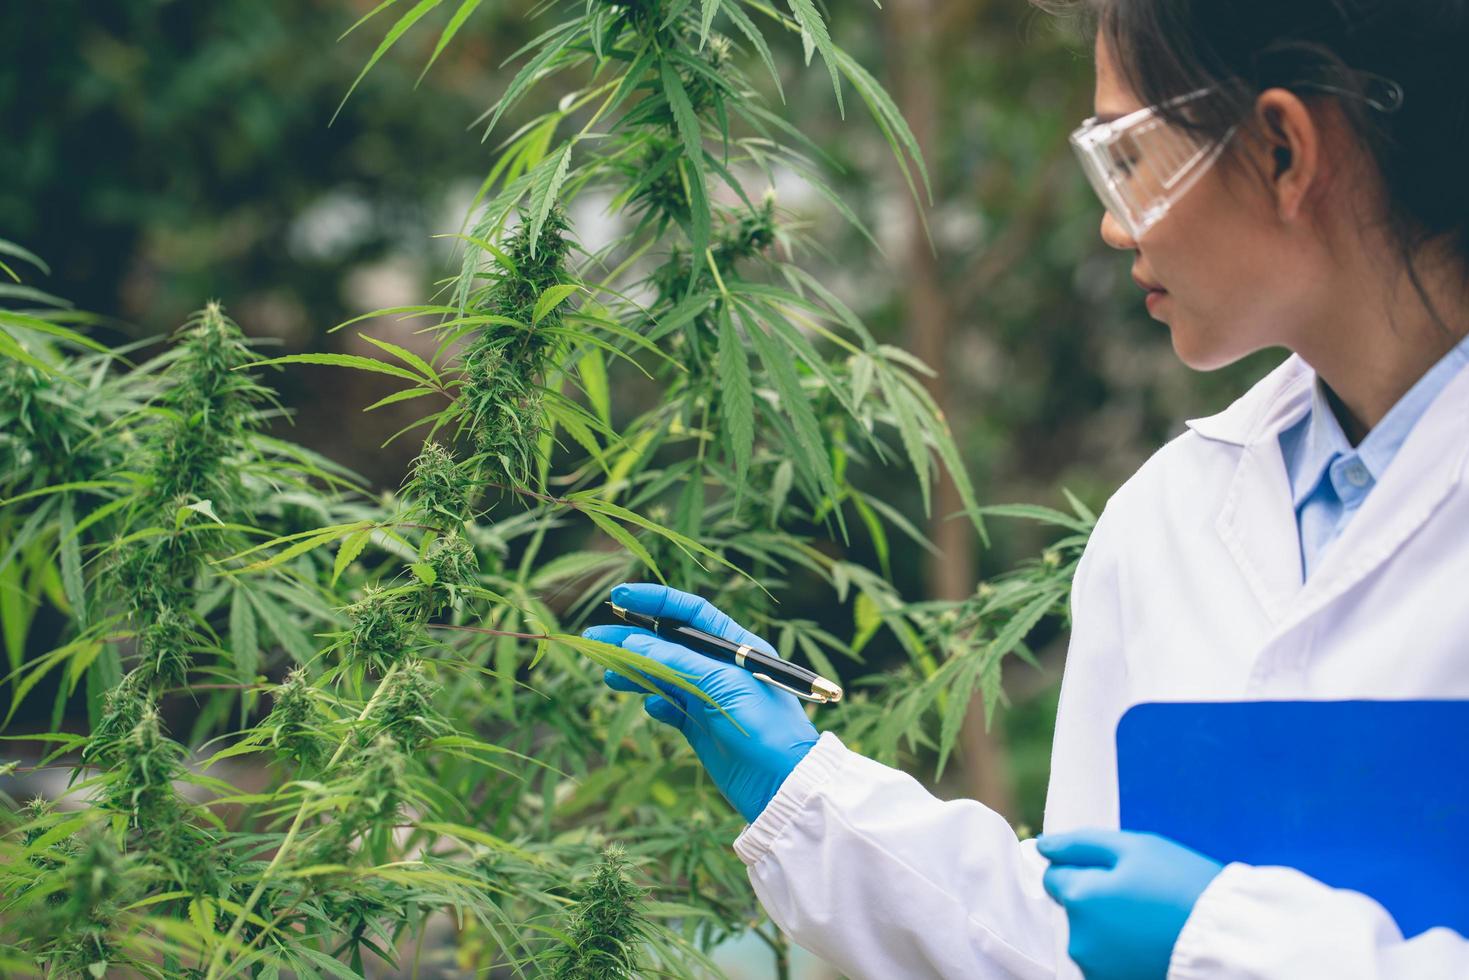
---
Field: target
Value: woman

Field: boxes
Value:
[583,0,1469,976]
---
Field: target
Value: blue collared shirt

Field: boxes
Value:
[1279,334,1469,582]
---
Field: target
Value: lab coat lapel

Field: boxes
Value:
[1215,437,1307,622]
[1188,358,1315,623]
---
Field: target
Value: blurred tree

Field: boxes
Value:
[0,0,536,485]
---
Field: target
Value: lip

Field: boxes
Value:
[1132,273,1166,293]
[1145,289,1168,314]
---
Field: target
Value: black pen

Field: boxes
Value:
[605,602,843,704]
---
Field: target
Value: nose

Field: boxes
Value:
[1100,210,1137,251]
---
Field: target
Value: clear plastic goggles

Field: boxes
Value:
[1070,88,1237,241]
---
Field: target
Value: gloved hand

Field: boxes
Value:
[1037,829,1224,980]
[581,582,818,823]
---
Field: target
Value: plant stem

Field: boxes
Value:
[203,662,403,980]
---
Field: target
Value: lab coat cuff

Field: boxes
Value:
[1166,861,1403,979]
[733,730,847,866]
[1166,862,1247,980]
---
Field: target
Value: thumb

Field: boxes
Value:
[643,694,685,729]
[1036,830,1122,868]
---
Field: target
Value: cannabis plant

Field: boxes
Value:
[1,0,1094,973]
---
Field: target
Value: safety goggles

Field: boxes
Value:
[1069,87,1237,241]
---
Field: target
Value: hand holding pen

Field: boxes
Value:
[604,602,843,703]
[581,583,836,822]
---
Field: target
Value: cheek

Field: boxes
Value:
[1155,183,1283,321]
[1145,206,1291,368]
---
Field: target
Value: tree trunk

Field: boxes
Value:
[884,0,1017,820]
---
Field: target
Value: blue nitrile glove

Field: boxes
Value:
[581,582,818,823]
[1037,829,1224,980]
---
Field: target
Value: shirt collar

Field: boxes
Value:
[1281,379,1351,508]
[1282,331,1469,507]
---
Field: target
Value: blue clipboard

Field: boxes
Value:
[1117,700,1469,939]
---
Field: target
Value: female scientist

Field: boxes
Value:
[582,0,1469,976]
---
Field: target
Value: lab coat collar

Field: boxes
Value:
[1182,351,1469,624]
[1183,354,1314,448]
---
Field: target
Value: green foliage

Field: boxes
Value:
[549,845,652,980]
[0,0,1097,974]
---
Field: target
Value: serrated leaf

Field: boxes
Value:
[741,307,839,510]
[332,0,442,126]
[185,499,224,525]
[0,312,109,353]
[237,522,373,573]
[699,0,721,47]
[0,328,62,378]
[480,20,582,140]
[660,59,709,270]
[248,353,427,387]
[577,346,610,428]
[834,46,932,204]
[877,369,932,517]
[333,528,372,584]
[978,503,1091,534]
[246,591,317,665]
[358,332,438,384]
[582,509,663,583]
[410,561,437,585]
[527,140,575,259]
[532,283,581,326]
[769,458,793,528]
[418,0,483,83]
[229,587,259,685]
[720,2,783,102]
[786,0,844,117]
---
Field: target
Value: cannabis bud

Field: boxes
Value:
[549,844,652,980]
[367,659,445,751]
[406,442,471,528]
[136,605,197,688]
[424,532,478,612]
[265,668,326,769]
[346,587,418,673]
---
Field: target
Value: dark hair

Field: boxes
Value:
[1033,0,1469,333]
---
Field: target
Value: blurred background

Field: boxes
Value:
[2,0,1278,974]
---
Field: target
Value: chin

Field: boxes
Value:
[1169,328,1249,373]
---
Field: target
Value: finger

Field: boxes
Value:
[604,667,653,694]
[610,583,776,655]
[581,624,650,646]
[643,695,685,729]
[622,632,724,682]
[602,633,725,703]
[1042,865,1107,906]
[1035,830,1122,869]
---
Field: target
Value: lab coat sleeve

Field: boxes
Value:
[727,506,1131,980]
[1169,862,1469,979]
[731,731,1061,980]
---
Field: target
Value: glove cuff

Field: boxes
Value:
[734,731,845,864]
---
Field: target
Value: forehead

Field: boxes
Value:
[1092,32,1142,122]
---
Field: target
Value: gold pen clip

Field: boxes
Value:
[752,672,844,704]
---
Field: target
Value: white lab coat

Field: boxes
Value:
[732,353,1469,979]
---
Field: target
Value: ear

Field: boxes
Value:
[1251,88,1327,224]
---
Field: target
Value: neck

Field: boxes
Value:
[1297,250,1468,444]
